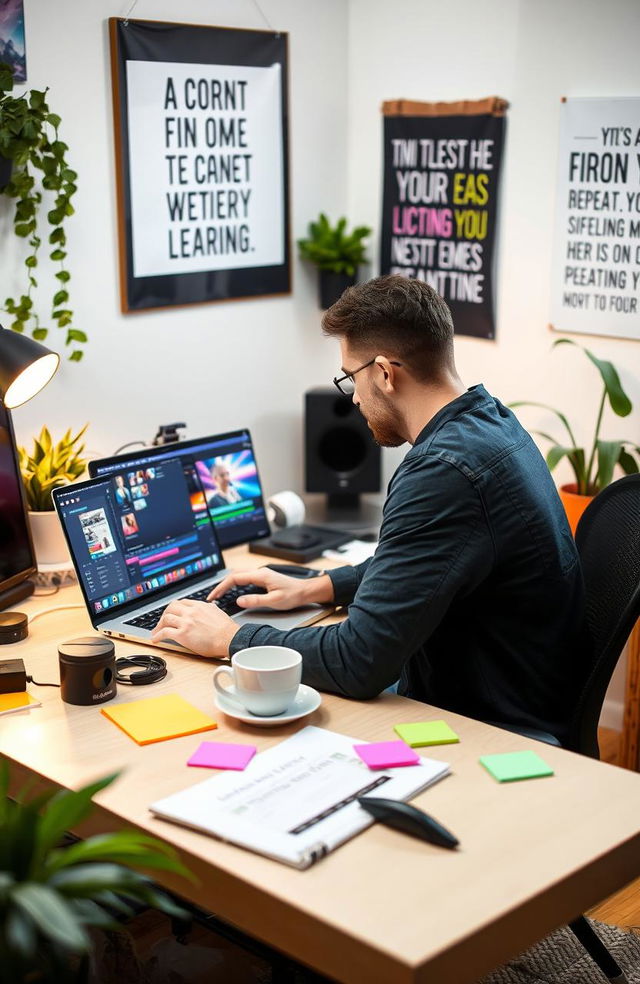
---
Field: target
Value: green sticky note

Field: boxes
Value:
[393,720,460,747]
[479,751,554,783]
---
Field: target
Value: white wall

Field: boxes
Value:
[3,0,637,723]
[346,0,640,726]
[6,0,350,500]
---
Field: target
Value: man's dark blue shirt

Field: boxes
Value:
[231,385,585,741]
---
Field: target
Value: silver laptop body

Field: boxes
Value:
[52,472,330,657]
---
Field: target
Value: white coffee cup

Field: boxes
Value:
[213,646,302,717]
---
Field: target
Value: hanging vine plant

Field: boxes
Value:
[0,62,85,360]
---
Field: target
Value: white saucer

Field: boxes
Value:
[214,683,321,727]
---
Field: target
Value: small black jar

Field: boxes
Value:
[58,637,116,705]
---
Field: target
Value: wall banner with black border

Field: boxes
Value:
[550,97,640,341]
[380,97,508,340]
[109,18,290,312]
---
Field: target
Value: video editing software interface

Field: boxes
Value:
[56,458,222,618]
[90,430,270,549]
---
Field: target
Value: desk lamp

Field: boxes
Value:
[0,326,60,408]
[0,326,60,628]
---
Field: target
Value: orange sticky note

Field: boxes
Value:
[101,694,217,745]
[0,692,41,715]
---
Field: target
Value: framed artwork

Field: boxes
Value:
[109,18,290,312]
[0,0,26,83]
[549,96,640,341]
[380,97,508,340]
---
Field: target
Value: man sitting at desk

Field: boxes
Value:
[152,276,585,742]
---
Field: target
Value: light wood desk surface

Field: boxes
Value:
[2,546,640,984]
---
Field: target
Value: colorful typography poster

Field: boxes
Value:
[109,19,290,312]
[0,0,26,83]
[380,97,507,340]
[550,97,640,341]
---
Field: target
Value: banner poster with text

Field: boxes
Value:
[380,97,508,339]
[550,97,640,341]
[110,19,290,312]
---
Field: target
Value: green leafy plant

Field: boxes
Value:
[511,339,639,495]
[0,765,191,984]
[297,213,371,276]
[18,424,88,511]
[0,62,85,360]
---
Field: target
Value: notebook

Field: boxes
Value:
[149,725,450,868]
[52,463,332,656]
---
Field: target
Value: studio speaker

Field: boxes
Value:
[305,388,381,508]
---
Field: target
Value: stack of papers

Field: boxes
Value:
[322,539,378,564]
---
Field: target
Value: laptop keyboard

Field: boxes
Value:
[124,584,268,631]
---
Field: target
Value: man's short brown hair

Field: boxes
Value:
[322,275,455,381]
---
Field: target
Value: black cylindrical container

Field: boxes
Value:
[58,637,116,705]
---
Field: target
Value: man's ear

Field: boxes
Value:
[374,357,398,393]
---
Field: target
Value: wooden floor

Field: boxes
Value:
[587,728,640,928]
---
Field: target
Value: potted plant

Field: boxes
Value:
[0,62,85,360]
[298,213,372,309]
[0,764,190,983]
[511,339,639,533]
[19,424,88,567]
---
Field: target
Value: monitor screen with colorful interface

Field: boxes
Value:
[89,429,271,550]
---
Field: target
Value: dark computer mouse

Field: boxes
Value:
[357,796,459,849]
[264,563,321,578]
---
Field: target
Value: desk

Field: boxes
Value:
[2,545,640,984]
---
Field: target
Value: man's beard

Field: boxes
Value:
[358,394,405,448]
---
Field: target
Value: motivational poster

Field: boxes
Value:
[110,19,290,312]
[0,0,26,83]
[380,97,507,339]
[550,97,640,341]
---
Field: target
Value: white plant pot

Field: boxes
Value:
[28,510,71,568]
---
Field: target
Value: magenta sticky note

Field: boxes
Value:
[187,741,256,771]
[353,740,420,769]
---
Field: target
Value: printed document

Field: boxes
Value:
[150,725,450,868]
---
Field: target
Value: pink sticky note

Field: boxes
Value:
[187,741,256,771]
[353,740,419,769]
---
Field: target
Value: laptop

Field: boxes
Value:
[89,428,352,559]
[52,463,332,656]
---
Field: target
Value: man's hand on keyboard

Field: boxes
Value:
[209,567,334,611]
[150,599,238,658]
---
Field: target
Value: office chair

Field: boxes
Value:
[502,475,640,983]
[562,474,640,984]
[566,473,640,760]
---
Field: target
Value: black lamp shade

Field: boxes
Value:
[0,327,59,408]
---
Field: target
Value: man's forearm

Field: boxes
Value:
[304,572,335,605]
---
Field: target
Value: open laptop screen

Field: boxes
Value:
[54,458,222,618]
[89,430,271,550]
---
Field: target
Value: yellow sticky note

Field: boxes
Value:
[0,692,41,715]
[394,720,460,747]
[101,694,217,745]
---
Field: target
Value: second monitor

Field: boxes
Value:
[89,429,271,550]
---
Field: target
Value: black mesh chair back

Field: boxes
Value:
[566,474,640,758]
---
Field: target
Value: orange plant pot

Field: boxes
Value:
[558,483,594,537]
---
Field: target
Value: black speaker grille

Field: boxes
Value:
[305,388,381,495]
[318,427,368,475]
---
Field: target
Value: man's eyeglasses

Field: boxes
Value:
[333,358,402,396]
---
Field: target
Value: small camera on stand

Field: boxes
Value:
[152,422,186,446]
